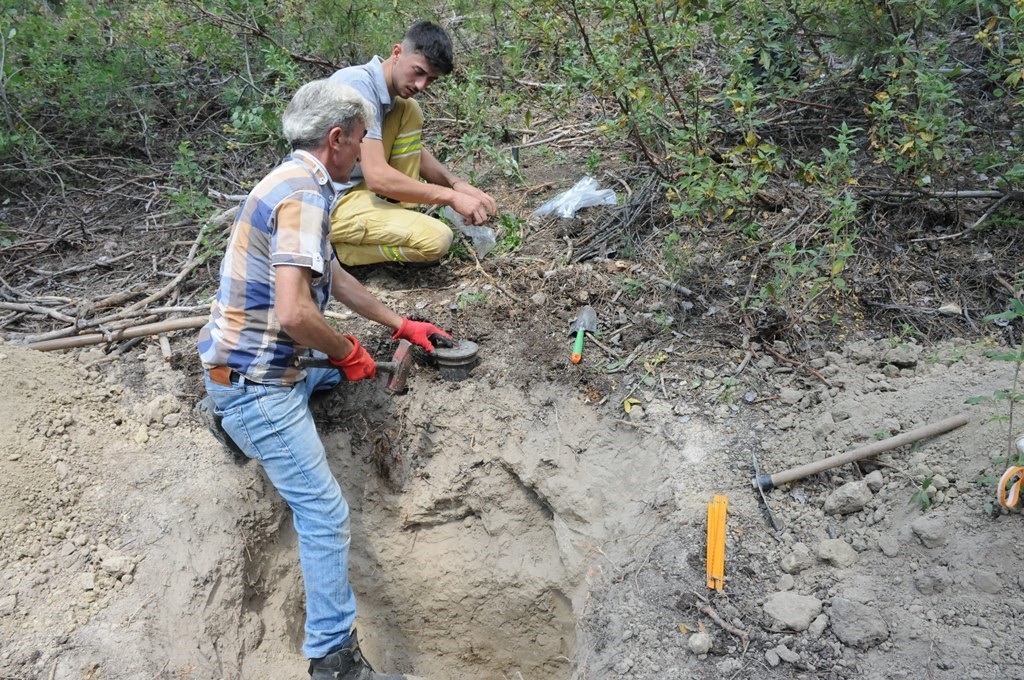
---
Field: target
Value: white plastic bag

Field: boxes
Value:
[531,176,618,219]
[440,206,497,258]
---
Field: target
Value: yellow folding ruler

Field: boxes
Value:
[706,495,728,591]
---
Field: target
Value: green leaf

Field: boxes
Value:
[964,395,992,404]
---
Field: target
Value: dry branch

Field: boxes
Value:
[26,316,207,352]
[0,302,76,323]
[864,189,1021,200]
[23,223,214,343]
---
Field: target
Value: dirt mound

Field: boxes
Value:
[576,338,1024,679]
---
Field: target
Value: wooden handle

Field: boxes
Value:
[756,412,971,490]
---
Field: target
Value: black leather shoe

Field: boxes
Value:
[308,630,406,680]
[194,397,247,464]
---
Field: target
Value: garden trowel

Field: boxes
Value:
[568,305,597,364]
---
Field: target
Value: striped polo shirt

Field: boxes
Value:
[197,151,335,386]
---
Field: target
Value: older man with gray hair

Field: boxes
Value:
[197,79,444,679]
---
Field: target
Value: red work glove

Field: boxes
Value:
[328,335,377,381]
[391,317,453,353]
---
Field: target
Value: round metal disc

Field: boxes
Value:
[434,339,479,365]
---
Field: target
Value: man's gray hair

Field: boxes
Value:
[282,79,375,150]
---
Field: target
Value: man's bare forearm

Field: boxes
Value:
[419,148,461,188]
[276,265,353,358]
[330,261,403,330]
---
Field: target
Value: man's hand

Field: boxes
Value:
[449,191,492,226]
[328,335,377,381]
[392,318,453,353]
[452,180,497,218]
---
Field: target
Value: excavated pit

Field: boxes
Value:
[0,341,722,680]
[237,375,680,679]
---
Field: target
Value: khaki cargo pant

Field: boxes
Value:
[329,98,453,266]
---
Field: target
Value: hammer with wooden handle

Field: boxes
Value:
[297,340,413,394]
[752,412,971,491]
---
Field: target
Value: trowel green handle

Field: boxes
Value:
[571,328,585,364]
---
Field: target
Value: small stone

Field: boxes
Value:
[864,470,884,492]
[774,644,800,664]
[808,614,829,638]
[134,426,149,445]
[78,572,96,591]
[162,413,181,428]
[765,648,781,667]
[781,543,815,574]
[779,388,803,405]
[878,534,899,557]
[824,481,873,515]
[973,570,1002,595]
[971,635,993,650]
[882,417,902,433]
[814,413,836,443]
[97,546,135,578]
[764,592,823,631]
[776,574,795,591]
[688,632,713,655]
[830,598,889,648]
[530,292,547,306]
[818,538,858,568]
[716,658,744,675]
[143,394,179,425]
[931,474,950,490]
[911,515,948,548]
[914,567,951,595]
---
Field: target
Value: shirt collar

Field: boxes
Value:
[291,150,332,187]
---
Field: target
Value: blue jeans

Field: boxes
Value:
[204,367,352,659]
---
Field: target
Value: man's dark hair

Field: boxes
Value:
[403,21,454,75]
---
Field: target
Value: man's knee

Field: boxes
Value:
[419,222,454,261]
[309,488,351,539]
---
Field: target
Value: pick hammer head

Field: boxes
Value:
[377,340,414,394]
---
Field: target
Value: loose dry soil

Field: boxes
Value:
[3,258,1024,680]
